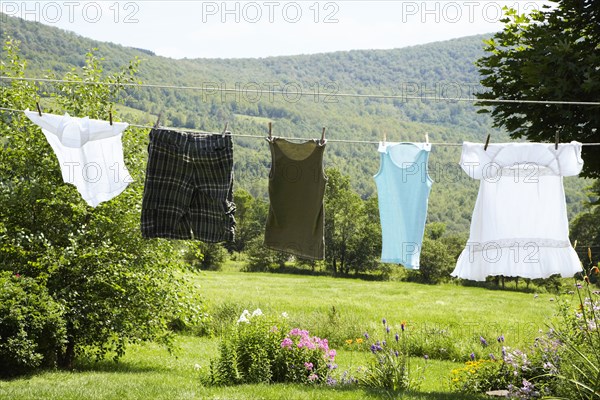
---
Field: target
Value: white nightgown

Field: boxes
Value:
[451,141,583,281]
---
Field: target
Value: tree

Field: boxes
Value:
[0,40,196,369]
[324,168,381,275]
[476,0,600,177]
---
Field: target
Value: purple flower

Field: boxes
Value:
[304,362,313,371]
[480,336,488,347]
[490,353,496,361]
[326,376,337,386]
[576,282,583,289]
[308,373,318,382]
[470,352,476,361]
[395,333,399,342]
[502,346,507,358]
[423,354,429,360]
[281,338,293,349]
[394,350,399,357]
[364,332,369,340]
[497,335,505,343]
[386,326,390,333]
[382,318,387,326]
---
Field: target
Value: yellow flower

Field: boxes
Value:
[452,378,459,382]
[356,338,363,344]
[469,369,476,374]
[345,339,353,345]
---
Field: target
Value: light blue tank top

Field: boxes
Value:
[374,142,433,268]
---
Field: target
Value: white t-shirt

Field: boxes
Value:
[25,110,132,207]
[452,141,583,281]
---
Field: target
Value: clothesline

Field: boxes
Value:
[2,76,600,106]
[2,106,600,147]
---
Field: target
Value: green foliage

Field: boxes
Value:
[415,237,455,284]
[244,237,289,272]
[449,359,506,394]
[208,309,337,386]
[184,242,228,271]
[0,272,66,377]
[325,168,381,276]
[0,39,198,369]
[476,0,600,179]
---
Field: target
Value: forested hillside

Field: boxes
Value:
[0,14,592,233]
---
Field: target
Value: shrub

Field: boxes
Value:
[184,242,227,271]
[208,309,337,385]
[0,272,66,376]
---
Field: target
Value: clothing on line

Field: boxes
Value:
[375,142,433,268]
[24,110,132,207]
[451,141,583,281]
[264,137,327,260]
[141,128,236,242]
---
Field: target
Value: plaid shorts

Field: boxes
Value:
[141,128,235,242]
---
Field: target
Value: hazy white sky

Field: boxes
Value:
[1,1,550,59]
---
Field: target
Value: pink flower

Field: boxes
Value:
[281,338,293,349]
[308,373,318,382]
[304,362,313,371]
[328,349,337,360]
[14,274,21,278]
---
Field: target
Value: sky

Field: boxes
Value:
[1,1,550,59]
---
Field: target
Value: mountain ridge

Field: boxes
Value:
[0,14,591,233]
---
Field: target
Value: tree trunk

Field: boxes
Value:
[59,335,75,370]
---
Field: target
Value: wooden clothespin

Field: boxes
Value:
[154,112,162,129]
[36,102,43,117]
[109,109,113,126]
[425,132,429,144]
[484,133,491,151]
[268,122,272,140]
[555,131,560,150]
[383,131,387,145]
[321,127,326,145]
[222,122,229,138]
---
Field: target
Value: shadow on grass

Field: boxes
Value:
[72,358,168,374]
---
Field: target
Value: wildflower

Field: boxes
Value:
[480,336,488,347]
[364,332,369,340]
[281,338,293,349]
[401,321,406,331]
[327,363,338,370]
[356,338,363,344]
[326,376,337,386]
[534,294,538,299]
[395,333,399,342]
[14,273,20,278]
[497,334,504,343]
[328,349,336,359]
[386,326,390,333]
[252,308,263,317]
[584,276,590,284]
[345,339,353,345]
[304,362,313,371]
[489,354,496,361]
[308,373,318,382]
[237,315,250,324]
[424,354,429,360]
[382,318,387,326]
[470,352,475,361]
[194,363,201,371]
[281,312,289,318]
[394,350,399,357]
[576,282,583,289]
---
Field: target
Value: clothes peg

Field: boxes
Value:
[154,112,162,129]
[555,131,559,150]
[321,127,326,145]
[109,109,113,126]
[484,134,491,151]
[36,102,42,117]
[268,122,272,140]
[383,131,387,145]
[425,132,429,144]
[222,121,229,138]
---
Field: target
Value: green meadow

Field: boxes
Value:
[0,266,570,400]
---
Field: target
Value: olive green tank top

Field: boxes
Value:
[264,138,327,260]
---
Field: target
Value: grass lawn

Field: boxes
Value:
[1,268,572,399]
